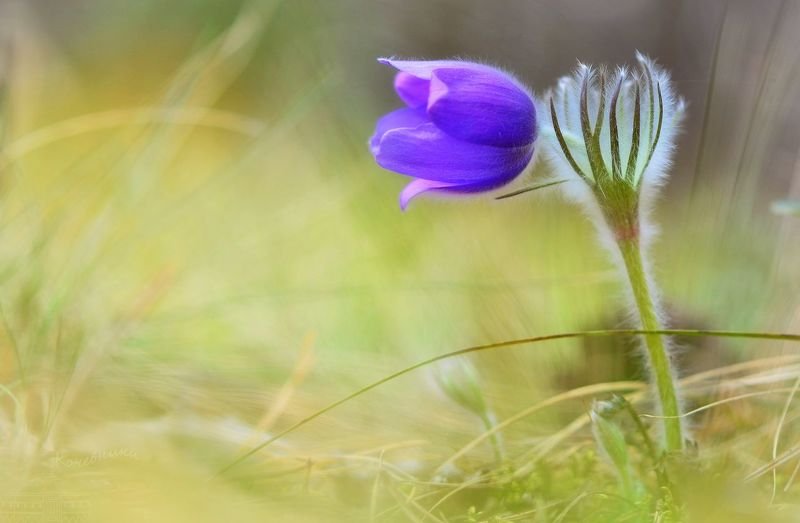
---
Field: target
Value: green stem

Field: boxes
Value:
[616,233,684,452]
[479,410,506,465]
[615,395,670,489]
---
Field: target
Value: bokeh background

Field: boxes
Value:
[0,0,799,521]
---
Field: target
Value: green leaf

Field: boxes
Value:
[625,83,641,182]
[549,97,587,179]
[495,179,569,200]
[609,75,625,178]
[639,81,664,185]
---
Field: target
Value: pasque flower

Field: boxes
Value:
[369,59,538,209]
[542,53,688,452]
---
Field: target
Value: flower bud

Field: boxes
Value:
[370,59,538,209]
[431,358,488,418]
[542,53,685,195]
[591,400,636,497]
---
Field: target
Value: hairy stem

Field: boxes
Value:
[616,232,683,452]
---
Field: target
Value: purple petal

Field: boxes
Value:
[398,171,530,210]
[376,122,533,184]
[437,176,524,194]
[394,73,430,108]
[369,108,430,155]
[428,68,536,148]
[399,179,456,210]
[378,58,491,79]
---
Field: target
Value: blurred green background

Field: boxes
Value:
[0,0,799,521]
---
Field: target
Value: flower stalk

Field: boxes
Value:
[613,212,683,452]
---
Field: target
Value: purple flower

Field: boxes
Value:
[369,59,538,210]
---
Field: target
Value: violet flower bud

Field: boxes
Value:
[369,59,538,210]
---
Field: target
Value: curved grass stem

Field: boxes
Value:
[217,329,800,475]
